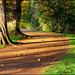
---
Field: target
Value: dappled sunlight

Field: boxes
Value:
[0,52,69,74]
[0,30,71,74]
[0,0,74,74]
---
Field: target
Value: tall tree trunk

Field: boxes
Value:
[15,0,29,37]
[15,0,22,34]
[0,0,12,45]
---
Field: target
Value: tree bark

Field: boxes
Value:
[15,0,29,37]
[0,0,12,45]
[15,0,22,33]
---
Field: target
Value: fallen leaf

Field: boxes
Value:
[0,64,4,66]
[51,65,54,67]
[38,59,42,62]
[18,69,22,71]
[64,70,68,72]
[42,40,44,41]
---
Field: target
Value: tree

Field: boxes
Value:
[6,0,29,37]
[15,0,30,37]
[15,0,24,35]
[0,0,12,45]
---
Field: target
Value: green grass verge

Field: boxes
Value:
[0,36,24,47]
[42,34,75,75]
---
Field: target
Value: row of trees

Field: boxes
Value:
[0,0,75,45]
[20,0,75,33]
[5,0,75,34]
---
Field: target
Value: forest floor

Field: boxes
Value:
[0,30,71,74]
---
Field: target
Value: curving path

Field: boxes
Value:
[0,30,71,74]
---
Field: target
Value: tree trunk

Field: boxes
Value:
[15,0,22,34]
[15,0,29,37]
[0,0,12,45]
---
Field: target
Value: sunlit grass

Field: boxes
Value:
[42,34,75,75]
[0,45,6,48]
[10,36,24,42]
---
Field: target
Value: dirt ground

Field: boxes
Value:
[0,30,71,74]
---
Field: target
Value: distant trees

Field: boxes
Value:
[20,0,75,33]
[37,0,75,33]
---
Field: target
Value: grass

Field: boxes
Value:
[42,33,75,75]
[0,36,24,47]
[0,45,6,48]
[10,36,25,42]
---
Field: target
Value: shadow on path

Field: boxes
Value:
[0,30,71,74]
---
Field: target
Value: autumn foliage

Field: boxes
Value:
[6,0,75,33]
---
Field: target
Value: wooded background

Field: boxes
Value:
[6,0,75,34]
